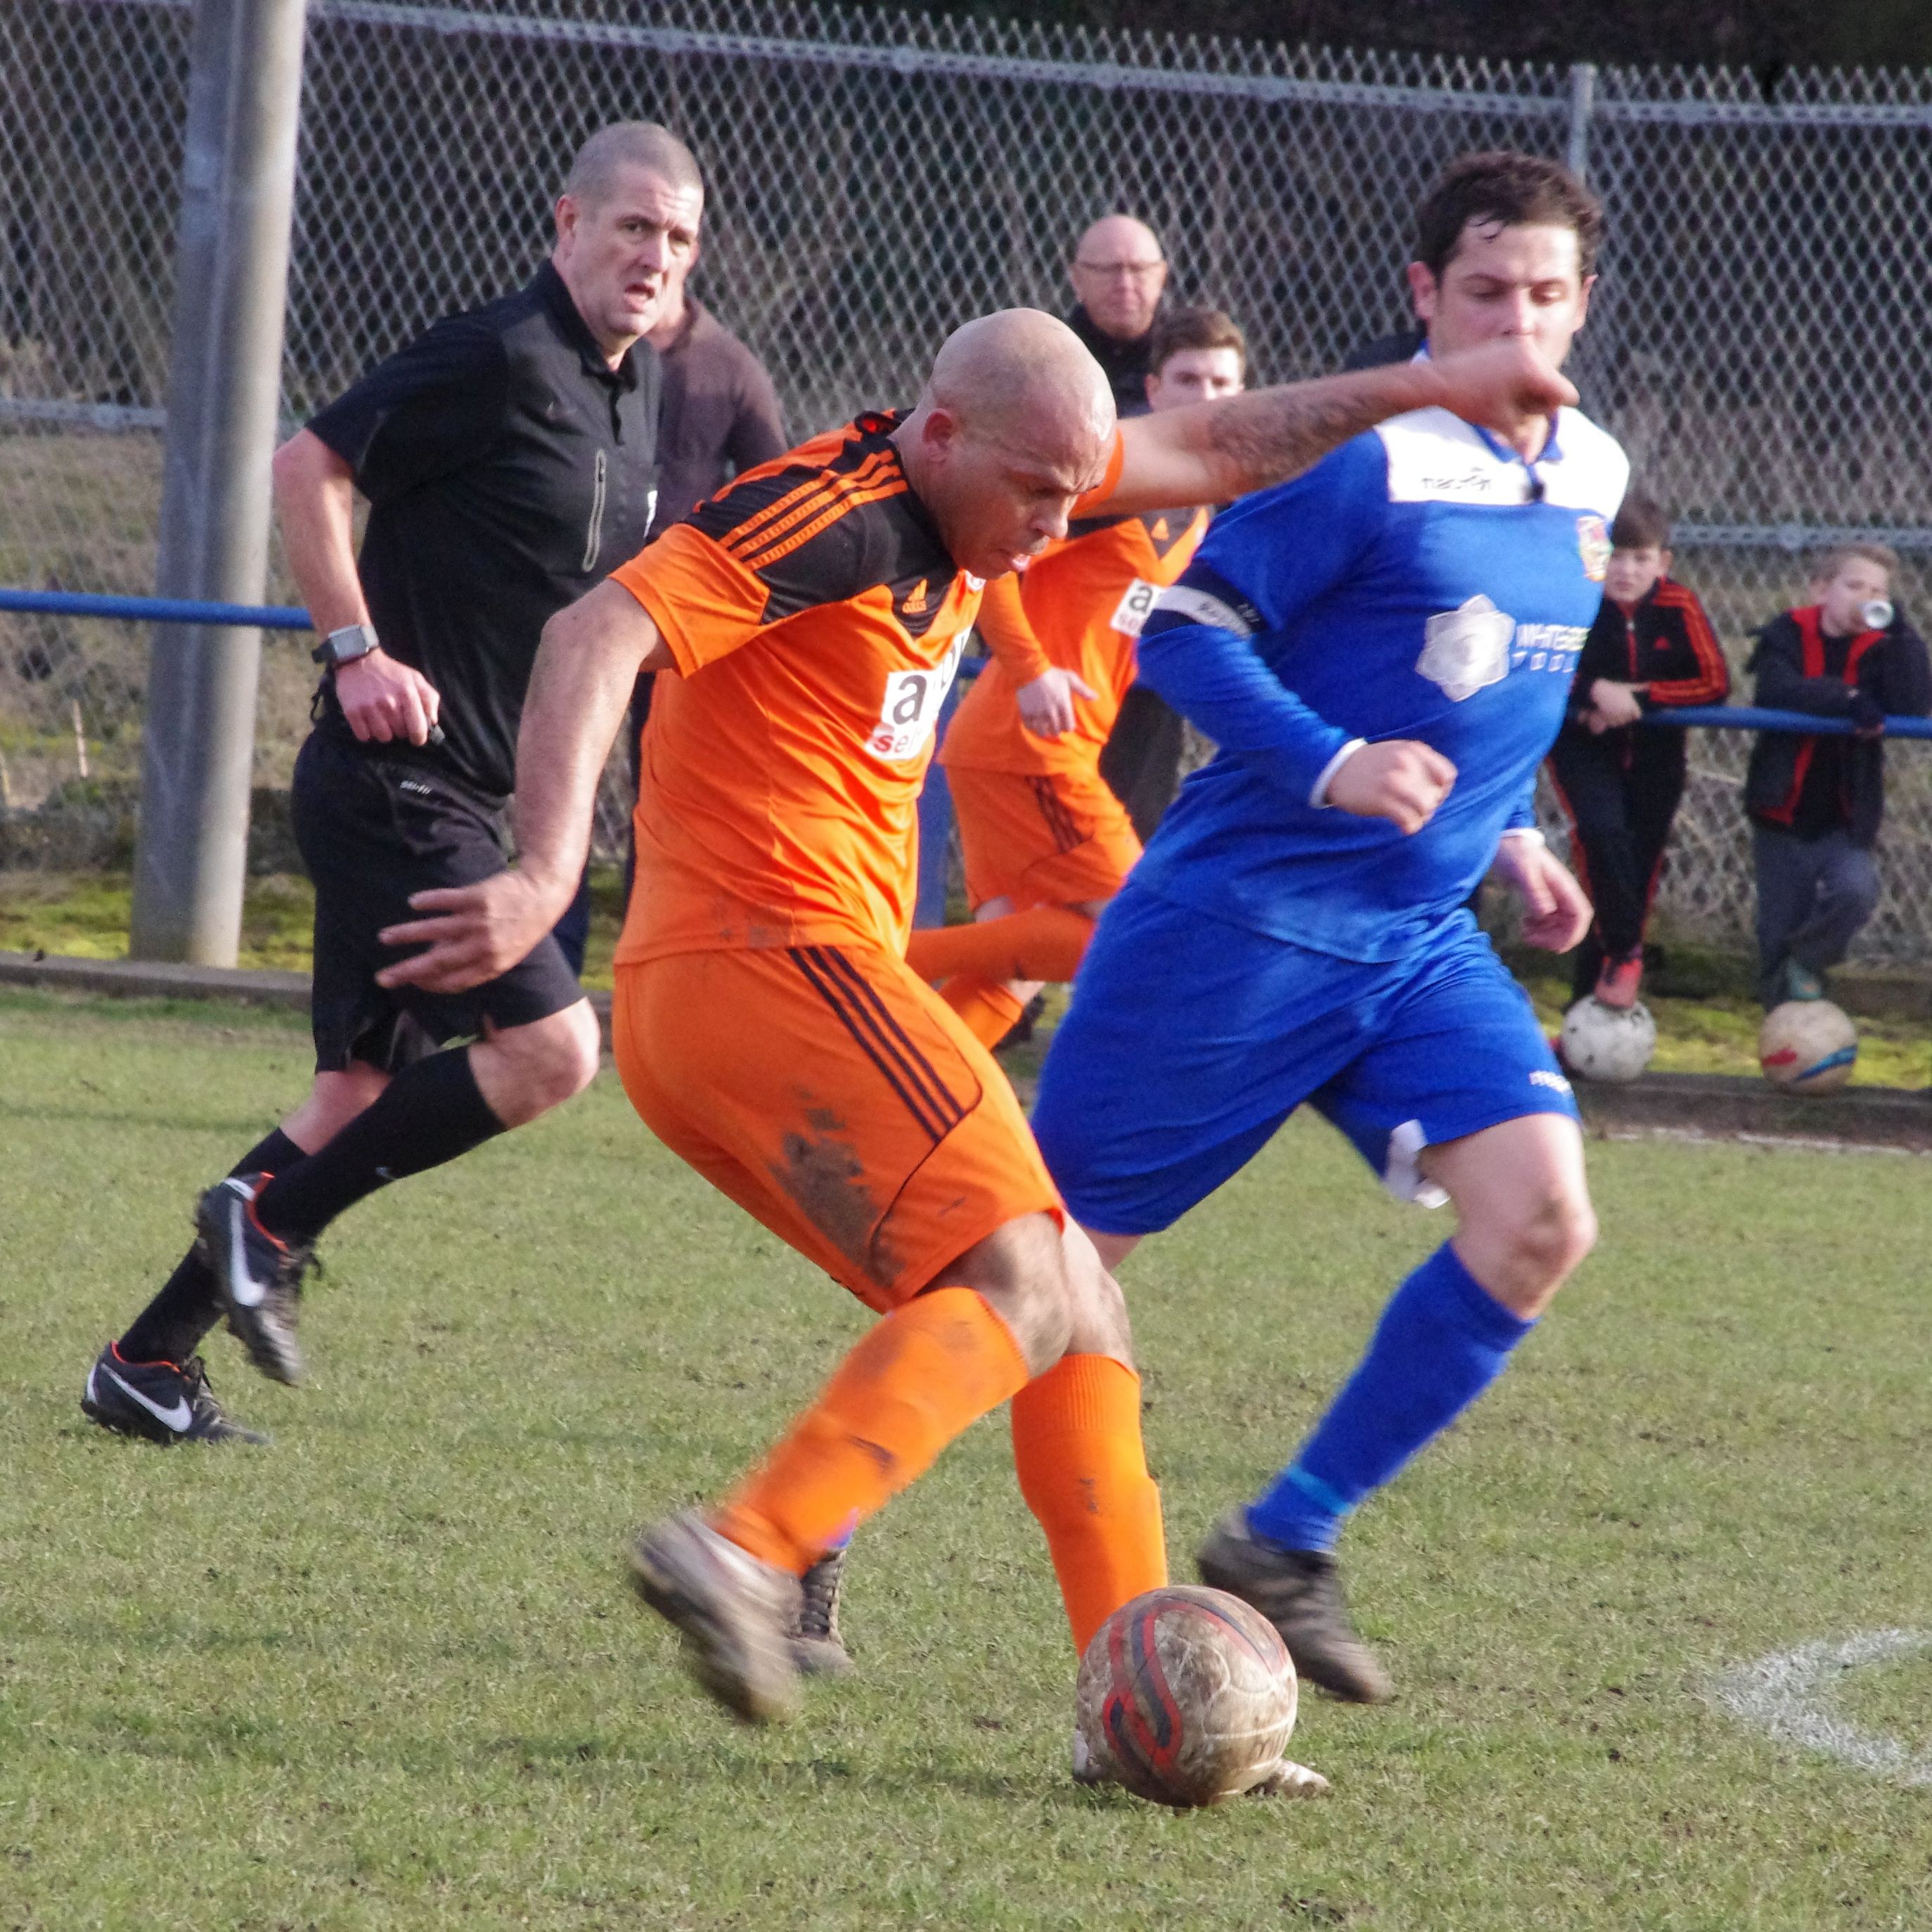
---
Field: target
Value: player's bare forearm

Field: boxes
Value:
[1106,339,1576,511]
[515,584,670,898]
[271,429,370,635]
[375,581,667,993]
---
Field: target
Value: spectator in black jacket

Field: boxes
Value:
[1746,543,1932,1006]
[1064,214,1186,840]
[1549,491,1730,1006]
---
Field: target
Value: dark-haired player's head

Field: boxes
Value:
[1405,151,1598,373]
[1604,489,1673,607]
[553,122,704,359]
[1145,307,1247,411]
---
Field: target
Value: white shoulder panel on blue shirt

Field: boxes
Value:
[1374,404,1628,515]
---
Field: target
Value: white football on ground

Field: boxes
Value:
[1759,1000,1858,1094]
[1559,996,1657,1083]
[1075,1586,1308,1807]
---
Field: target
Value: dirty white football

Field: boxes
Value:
[1559,996,1657,1083]
[1074,1586,1302,1808]
[1758,1000,1858,1093]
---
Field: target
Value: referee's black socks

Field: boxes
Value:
[252,1046,506,1242]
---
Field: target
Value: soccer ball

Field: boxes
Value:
[1758,1000,1858,1094]
[1559,996,1657,1083]
[1074,1586,1300,1807]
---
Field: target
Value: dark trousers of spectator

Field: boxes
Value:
[1098,683,1187,842]
[551,868,592,979]
[1547,735,1685,1003]
[551,671,657,975]
[1751,824,1879,1007]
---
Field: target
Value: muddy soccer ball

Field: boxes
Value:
[1758,999,1858,1093]
[1559,996,1657,1083]
[1074,1586,1299,1808]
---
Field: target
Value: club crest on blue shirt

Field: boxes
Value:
[1576,514,1611,583]
[1417,594,1515,701]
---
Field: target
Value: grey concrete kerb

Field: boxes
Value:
[4,949,1926,1149]
[0,949,616,1045]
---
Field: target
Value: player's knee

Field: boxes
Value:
[936,1212,1073,1374]
[540,1001,604,1103]
[1503,1182,1597,1291]
[487,1002,601,1118]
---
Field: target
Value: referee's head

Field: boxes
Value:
[553,122,705,364]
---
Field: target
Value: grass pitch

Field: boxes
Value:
[5,991,1932,1930]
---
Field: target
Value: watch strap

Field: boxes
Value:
[313,622,379,667]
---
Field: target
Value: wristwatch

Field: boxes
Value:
[311,622,380,668]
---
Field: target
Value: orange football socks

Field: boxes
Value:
[905,905,1096,986]
[714,1287,1031,1576]
[938,977,1026,1048]
[1011,1353,1168,1655]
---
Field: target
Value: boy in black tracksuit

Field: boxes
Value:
[1550,492,1730,1007]
[1745,543,1932,1007]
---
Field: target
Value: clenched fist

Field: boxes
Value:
[1325,739,1457,834]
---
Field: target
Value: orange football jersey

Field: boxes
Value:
[609,412,1123,962]
[940,503,1208,779]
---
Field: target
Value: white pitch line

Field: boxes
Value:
[1712,1628,1932,1782]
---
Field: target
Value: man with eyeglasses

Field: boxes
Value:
[1064,214,1170,418]
[1064,214,1187,841]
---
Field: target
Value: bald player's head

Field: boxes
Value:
[893,309,1116,581]
[1069,214,1168,343]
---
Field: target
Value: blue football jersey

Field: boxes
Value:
[1129,401,1629,961]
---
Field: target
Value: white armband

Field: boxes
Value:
[1499,826,1547,848]
[1309,738,1367,809]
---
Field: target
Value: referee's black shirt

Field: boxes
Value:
[307,260,662,804]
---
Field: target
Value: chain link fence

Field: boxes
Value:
[5,0,1932,958]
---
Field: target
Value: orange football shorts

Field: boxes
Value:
[612,944,1063,1313]
[948,764,1142,912]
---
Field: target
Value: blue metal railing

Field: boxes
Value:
[0,587,314,631]
[13,587,1932,925]
[1645,704,1932,740]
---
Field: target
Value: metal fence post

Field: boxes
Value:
[1565,63,1597,183]
[128,0,307,965]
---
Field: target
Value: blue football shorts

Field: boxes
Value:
[1031,882,1580,1236]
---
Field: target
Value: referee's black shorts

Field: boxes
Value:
[291,728,582,1074]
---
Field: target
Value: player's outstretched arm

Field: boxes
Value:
[1102,336,1576,515]
[375,581,671,993]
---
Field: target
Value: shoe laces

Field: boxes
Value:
[797,1549,844,1641]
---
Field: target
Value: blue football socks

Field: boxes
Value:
[1247,1242,1535,1553]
